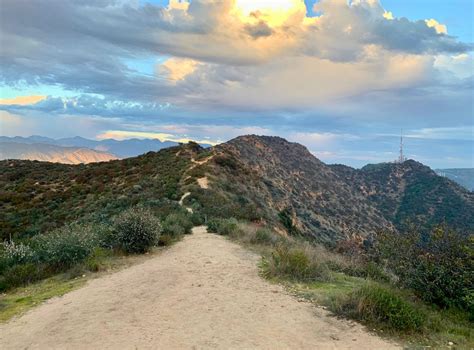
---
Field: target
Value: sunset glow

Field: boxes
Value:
[1,0,472,168]
[233,0,304,26]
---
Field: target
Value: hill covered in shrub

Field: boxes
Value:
[2,135,472,243]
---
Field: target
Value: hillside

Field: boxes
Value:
[331,161,474,233]
[186,136,393,243]
[0,143,198,239]
[435,168,474,191]
[0,142,118,164]
[1,135,473,242]
[185,136,473,241]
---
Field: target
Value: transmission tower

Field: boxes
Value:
[398,129,406,163]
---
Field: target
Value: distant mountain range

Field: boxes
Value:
[0,142,117,164]
[435,168,474,191]
[0,135,216,164]
[0,135,182,159]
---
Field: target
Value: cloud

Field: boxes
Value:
[0,0,472,169]
[1,0,470,100]
[0,95,47,106]
[382,11,393,20]
[405,126,474,141]
[288,132,359,149]
[425,19,448,35]
[97,130,220,145]
[434,53,474,79]
[159,58,200,81]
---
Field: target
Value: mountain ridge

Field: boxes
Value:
[0,142,118,164]
[1,135,472,242]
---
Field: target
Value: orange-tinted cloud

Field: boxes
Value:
[0,95,47,106]
[97,130,220,145]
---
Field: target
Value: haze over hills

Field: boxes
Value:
[0,142,118,164]
[0,135,180,159]
[2,135,472,242]
[435,168,474,192]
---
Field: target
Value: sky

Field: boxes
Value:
[0,0,473,168]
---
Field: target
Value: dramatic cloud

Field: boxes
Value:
[0,0,472,167]
[1,0,470,102]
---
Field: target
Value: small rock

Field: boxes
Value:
[448,342,454,346]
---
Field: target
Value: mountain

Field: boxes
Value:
[331,161,474,233]
[56,137,180,158]
[0,142,118,164]
[1,135,472,242]
[0,143,199,238]
[0,136,211,158]
[435,168,474,191]
[191,135,394,242]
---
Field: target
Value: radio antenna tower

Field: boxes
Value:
[398,129,406,163]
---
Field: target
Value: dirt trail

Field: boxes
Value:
[0,227,399,349]
[197,176,209,189]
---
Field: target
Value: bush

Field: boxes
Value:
[111,207,161,253]
[93,224,115,250]
[31,224,97,270]
[190,212,205,226]
[370,226,474,310]
[206,218,221,233]
[207,218,240,236]
[162,212,193,236]
[158,234,174,246]
[0,263,47,292]
[331,282,426,332]
[263,244,331,282]
[84,247,113,272]
[364,261,391,283]
[0,241,35,271]
[278,208,301,236]
[251,228,275,245]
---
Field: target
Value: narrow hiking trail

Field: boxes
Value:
[0,227,399,350]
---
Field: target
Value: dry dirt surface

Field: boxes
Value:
[0,227,399,350]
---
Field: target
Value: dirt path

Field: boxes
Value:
[197,176,209,189]
[0,227,399,349]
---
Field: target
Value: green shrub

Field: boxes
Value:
[31,224,97,270]
[207,218,221,233]
[190,212,205,226]
[331,282,426,332]
[207,218,240,236]
[158,234,174,246]
[263,244,331,282]
[364,261,392,283]
[162,212,193,236]
[370,226,474,310]
[278,208,300,236]
[0,241,35,272]
[251,228,275,245]
[0,263,47,292]
[84,247,113,272]
[93,224,115,250]
[111,207,161,253]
